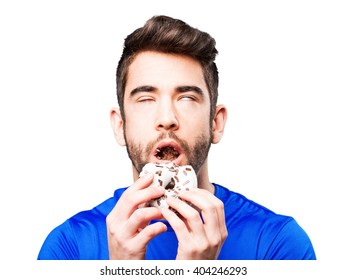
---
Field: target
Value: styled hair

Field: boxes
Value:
[116,15,219,120]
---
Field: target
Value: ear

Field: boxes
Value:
[212,105,227,144]
[110,108,126,146]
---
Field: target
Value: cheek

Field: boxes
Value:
[179,107,210,129]
[125,103,156,124]
[124,112,153,142]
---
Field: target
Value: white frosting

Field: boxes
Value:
[139,162,197,210]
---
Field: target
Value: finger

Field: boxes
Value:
[127,173,154,192]
[161,208,191,241]
[179,189,227,242]
[108,174,164,221]
[127,207,164,235]
[130,221,167,250]
[110,174,155,216]
[161,206,211,260]
[166,197,205,235]
[107,207,164,249]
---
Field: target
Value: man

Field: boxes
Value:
[38,15,316,260]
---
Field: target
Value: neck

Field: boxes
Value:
[195,158,215,194]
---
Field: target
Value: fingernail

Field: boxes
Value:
[143,173,153,179]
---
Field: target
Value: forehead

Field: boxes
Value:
[125,51,207,94]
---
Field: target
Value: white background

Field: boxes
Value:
[0,0,345,277]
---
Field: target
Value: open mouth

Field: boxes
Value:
[155,145,181,161]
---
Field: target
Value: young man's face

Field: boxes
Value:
[120,51,213,175]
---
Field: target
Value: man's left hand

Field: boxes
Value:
[161,188,228,259]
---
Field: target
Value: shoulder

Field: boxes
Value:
[214,183,293,235]
[214,183,280,218]
[38,187,128,260]
[68,187,127,224]
[214,184,316,259]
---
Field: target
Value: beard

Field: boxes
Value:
[124,128,212,175]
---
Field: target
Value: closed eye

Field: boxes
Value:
[130,85,157,103]
[178,95,197,101]
[137,95,155,103]
[176,85,204,102]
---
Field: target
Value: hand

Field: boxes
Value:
[106,174,167,259]
[161,188,228,259]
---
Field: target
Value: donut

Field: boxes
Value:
[139,162,197,210]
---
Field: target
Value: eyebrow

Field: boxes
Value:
[130,85,204,97]
[130,85,157,96]
[176,85,204,96]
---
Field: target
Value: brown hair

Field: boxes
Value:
[116,15,219,121]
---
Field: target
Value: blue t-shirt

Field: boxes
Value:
[38,184,316,260]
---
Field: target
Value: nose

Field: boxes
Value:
[155,100,179,131]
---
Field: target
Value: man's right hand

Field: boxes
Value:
[106,173,167,259]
